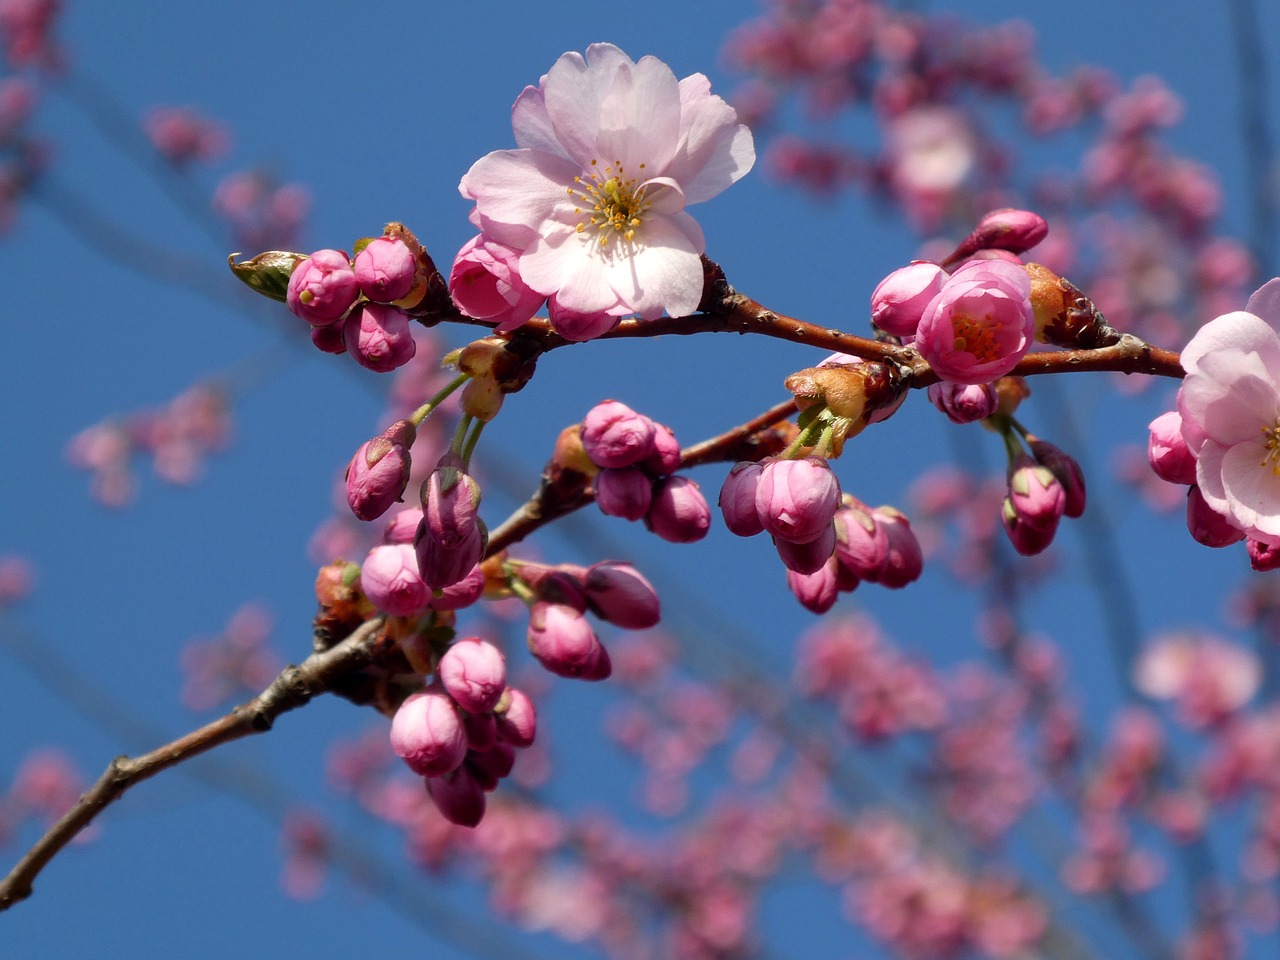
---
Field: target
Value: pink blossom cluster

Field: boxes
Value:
[786,496,923,613]
[794,614,945,741]
[511,559,661,682]
[285,238,419,373]
[143,105,229,167]
[359,505,484,619]
[1148,279,1280,567]
[871,252,1037,385]
[212,170,308,252]
[66,382,230,507]
[726,1,1252,346]
[581,400,710,543]
[454,43,754,338]
[1134,631,1262,730]
[720,455,840,573]
[0,553,34,605]
[389,638,534,827]
[179,602,282,711]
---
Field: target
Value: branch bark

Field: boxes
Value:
[0,616,386,910]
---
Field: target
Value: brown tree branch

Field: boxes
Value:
[0,616,386,910]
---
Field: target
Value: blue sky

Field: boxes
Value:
[3,2,1280,959]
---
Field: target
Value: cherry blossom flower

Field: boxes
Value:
[1176,278,1280,545]
[460,43,755,327]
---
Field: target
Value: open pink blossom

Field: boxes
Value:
[460,44,755,324]
[915,259,1035,385]
[1176,279,1280,546]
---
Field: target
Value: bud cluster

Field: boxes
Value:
[510,560,661,682]
[580,401,711,544]
[871,210,1054,385]
[785,497,924,613]
[281,227,432,373]
[389,638,535,827]
[1000,439,1087,556]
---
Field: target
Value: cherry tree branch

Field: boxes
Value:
[0,616,387,910]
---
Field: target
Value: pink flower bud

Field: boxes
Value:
[645,475,711,543]
[581,400,657,468]
[417,465,487,589]
[345,420,415,522]
[495,687,536,747]
[416,520,487,592]
[755,457,841,544]
[548,294,620,342]
[643,422,682,476]
[1248,538,1280,571]
[1002,497,1059,556]
[527,601,611,680]
[927,381,999,424]
[871,507,924,587]
[1147,410,1197,485]
[1030,439,1086,518]
[870,261,947,337]
[594,466,653,521]
[787,560,844,614]
[466,743,516,791]
[916,259,1035,384]
[719,461,765,537]
[438,637,506,714]
[360,543,431,617]
[1007,453,1066,531]
[384,507,423,544]
[286,249,359,325]
[310,322,347,354]
[390,690,467,777]
[774,524,837,575]
[448,235,545,333]
[427,563,485,611]
[354,237,416,303]
[944,208,1049,266]
[462,710,498,752]
[344,303,417,372]
[834,499,889,580]
[426,766,486,827]
[584,561,661,629]
[1187,485,1246,547]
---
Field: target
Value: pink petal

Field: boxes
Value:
[1182,311,1280,376]
[1195,441,1231,516]
[542,44,633,168]
[522,226,622,314]
[511,85,563,155]
[461,149,579,248]
[607,214,704,319]
[666,74,755,203]
[1220,440,1280,537]
[1190,349,1280,443]
[596,54,681,172]
[1245,278,1280,330]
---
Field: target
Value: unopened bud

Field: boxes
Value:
[1026,263,1120,349]
[943,208,1048,267]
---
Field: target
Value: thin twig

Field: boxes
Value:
[0,617,386,909]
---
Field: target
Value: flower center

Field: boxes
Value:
[1261,417,1280,475]
[951,313,1000,362]
[568,159,651,248]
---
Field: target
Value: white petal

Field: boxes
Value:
[1182,311,1280,375]
[521,225,619,313]
[1245,278,1280,330]
[1195,440,1231,515]
[608,215,704,319]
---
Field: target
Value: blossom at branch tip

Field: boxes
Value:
[459,43,755,330]
[1175,278,1280,546]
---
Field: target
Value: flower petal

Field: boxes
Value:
[1182,311,1280,376]
[542,44,633,168]
[1220,439,1280,537]
[461,149,579,248]
[511,85,563,155]
[1245,278,1280,330]
[606,214,704,319]
[596,54,681,173]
